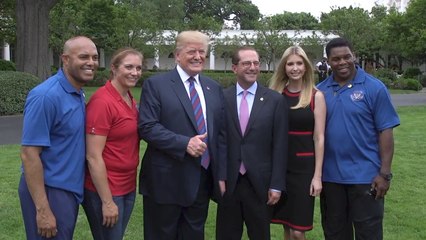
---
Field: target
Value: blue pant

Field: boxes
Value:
[18,174,79,240]
[82,189,136,240]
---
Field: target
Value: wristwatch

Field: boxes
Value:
[379,172,393,181]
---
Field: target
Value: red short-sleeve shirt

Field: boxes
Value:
[85,80,140,195]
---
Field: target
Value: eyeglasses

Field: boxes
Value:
[239,61,260,68]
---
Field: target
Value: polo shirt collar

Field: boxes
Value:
[326,65,365,88]
[57,69,81,94]
[105,80,134,102]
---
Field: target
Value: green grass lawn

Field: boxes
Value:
[1,106,425,239]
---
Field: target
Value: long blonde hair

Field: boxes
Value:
[269,46,316,109]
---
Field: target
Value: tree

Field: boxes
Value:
[253,17,292,71]
[0,0,16,44]
[148,0,260,30]
[268,12,320,30]
[49,0,86,66]
[213,35,243,72]
[15,0,59,80]
[401,0,426,64]
[79,0,117,51]
[320,6,379,57]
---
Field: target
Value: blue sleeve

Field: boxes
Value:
[21,94,56,147]
[372,85,400,131]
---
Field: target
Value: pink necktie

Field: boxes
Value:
[239,90,248,174]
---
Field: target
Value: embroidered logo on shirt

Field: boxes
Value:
[350,91,364,101]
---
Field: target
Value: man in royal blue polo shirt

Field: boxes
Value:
[18,36,98,239]
[317,38,400,240]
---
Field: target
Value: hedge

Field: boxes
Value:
[403,67,422,79]
[0,59,16,71]
[0,71,42,116]
[86,69,274,88]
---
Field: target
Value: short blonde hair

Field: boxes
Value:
[175,31,209,53]
[269,46,316,109]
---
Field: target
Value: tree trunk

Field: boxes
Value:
[15,0,58,80]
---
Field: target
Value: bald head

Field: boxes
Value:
[61,36,99,89]
[63,36,96,55]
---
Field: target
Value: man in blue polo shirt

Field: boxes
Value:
[18,36,98,239]
[317,38,400,240]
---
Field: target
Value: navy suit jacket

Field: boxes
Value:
[138,68,227,206]
[224,84,288,203]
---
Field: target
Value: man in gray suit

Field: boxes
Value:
[138,30,227,240]
[216,46,288,240]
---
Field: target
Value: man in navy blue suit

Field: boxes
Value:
[138,30,227,240]
[216,46,288,240]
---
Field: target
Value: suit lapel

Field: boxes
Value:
[170,69,198,130]
[224,85,243,137]
[245,85,267,135]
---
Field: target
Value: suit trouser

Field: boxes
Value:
[143,167,212,240]
[320,182,384,240]
[216,174,272,240]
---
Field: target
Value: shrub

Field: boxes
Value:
[379,77,393,88]
[373,68,397,82]
[403,67,422,79]
[0,71,42,116]
[420,74,426,87]
[394,78,422,91]
[85,69,273,88]
[85,69,109,87]
[0,59,16,71]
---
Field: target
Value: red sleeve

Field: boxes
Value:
[86,96,113,136]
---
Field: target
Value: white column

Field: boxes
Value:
[209,47,215,70]
[323,45,327,58]
[154,48,160,68]
[3,41,10,61]
[100,48,106,68]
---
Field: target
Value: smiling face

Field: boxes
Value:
[328,46,357,84]
[232,49,260,89]
[175,42,207,76]
[62,37,99,89]
[285,54,306,82]
[112,54,142,89]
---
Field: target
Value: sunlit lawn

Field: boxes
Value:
[1,104,425,239]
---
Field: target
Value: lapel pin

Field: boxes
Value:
[260,97,264,101]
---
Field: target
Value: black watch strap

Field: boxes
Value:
[380,172,393,181]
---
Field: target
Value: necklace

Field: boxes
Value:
[122,93,133,107]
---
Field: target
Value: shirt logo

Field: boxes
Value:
[350,90,364,101]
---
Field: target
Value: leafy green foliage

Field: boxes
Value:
[0,0,16,43]
[0,59,16,71]
[403,67,422,79]
[395,78,423,91]
[49,0,86,54]
[268,12,320,30]
[320,6,381,57]
[0,71,42,116]
[374,68,398,82]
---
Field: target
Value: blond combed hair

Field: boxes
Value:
[175,30,209,53]
[269,46,316,109]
